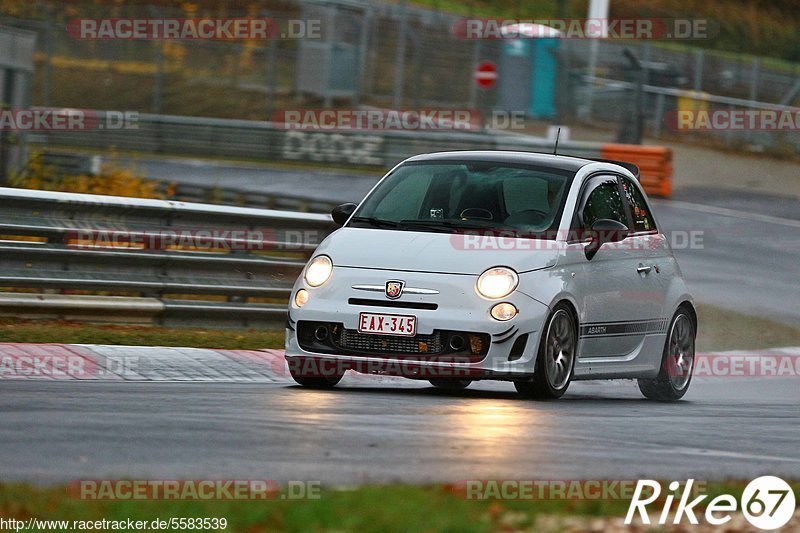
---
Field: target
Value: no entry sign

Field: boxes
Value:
[474,60,498,89]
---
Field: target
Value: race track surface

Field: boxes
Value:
[1,345,798,485]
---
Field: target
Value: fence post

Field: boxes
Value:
[583,40,600,121]
[653,92,665,137]
[468,39,481,111]
[353,6,371,107]
[393,0,408,108]
[41,4,53,107]
[152,43,164,114]
[266,34,277,119]
[693,49,704,91]
[748,57,760,101]
[322,6,336,108]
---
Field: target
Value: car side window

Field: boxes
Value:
[581,179,627,233]
[621,178,657,233]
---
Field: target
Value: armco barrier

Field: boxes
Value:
[27,109,673,197]
[601,144,674,197]
[0,187,336,328]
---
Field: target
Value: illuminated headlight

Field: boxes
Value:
[476,267,519,299]
[304,255,332,287]
[294,289,309,308]
[490,302,518,321]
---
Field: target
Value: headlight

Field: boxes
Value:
[490,302,518,321]
[476,266,518,299]
[304,255,333,287]
[294,289,309,308]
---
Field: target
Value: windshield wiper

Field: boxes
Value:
[348,216,404,229]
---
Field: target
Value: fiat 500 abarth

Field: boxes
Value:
[286,151,696,400]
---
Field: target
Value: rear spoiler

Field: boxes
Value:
[577,157,641,180]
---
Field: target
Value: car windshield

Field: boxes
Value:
[350,161,573,239]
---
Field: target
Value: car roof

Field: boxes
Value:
[402,150,638,178]
[404,150,595,172]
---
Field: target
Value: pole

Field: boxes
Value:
[583,0,610,121]
[393,0,408,108]
[266,37,277,119]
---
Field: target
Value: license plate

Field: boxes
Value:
[358,312,417,337]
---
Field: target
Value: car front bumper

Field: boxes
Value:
[285,266,550,380]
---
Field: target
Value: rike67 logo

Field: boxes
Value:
[626,477,796,530]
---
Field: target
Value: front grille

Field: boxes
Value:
[336,328,444,356]
[296,321,490,363]
[347,298,438,310]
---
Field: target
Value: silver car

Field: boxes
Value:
[285,151,696,401]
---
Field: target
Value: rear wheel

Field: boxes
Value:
[638,308,696,401]
[515,304,576,399]
[428,378,471,390]
[288,357,344,389]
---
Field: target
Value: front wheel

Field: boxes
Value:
[288,356,344,389]
[515,304,577,399]
[638,308,696,401]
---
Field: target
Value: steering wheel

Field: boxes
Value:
[460,208,494,220]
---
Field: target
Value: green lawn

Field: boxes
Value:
[2,481,794,533]
[0,319,283,350]
[695,304,800,352]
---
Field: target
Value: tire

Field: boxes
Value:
[638,307,696,401]
[288,356,344,389]
[515,303,577,399]
[428,378,472,390]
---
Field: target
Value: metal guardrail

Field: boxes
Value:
[29,151,340,214]
[25,110,607,168]
[0,187,336,327]
[166,183,340,214]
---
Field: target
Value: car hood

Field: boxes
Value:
[314,227,561,275]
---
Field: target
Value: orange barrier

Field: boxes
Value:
[601,144,673,198]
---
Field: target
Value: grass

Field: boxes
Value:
[695,304,800,352]
[0,319,283,350]
[1,481,796,532]
[0,304,798,353]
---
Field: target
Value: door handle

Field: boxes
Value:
[637,264,652,274]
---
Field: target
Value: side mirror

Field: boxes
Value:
[331,203,357,226]
[585,219,629,260]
